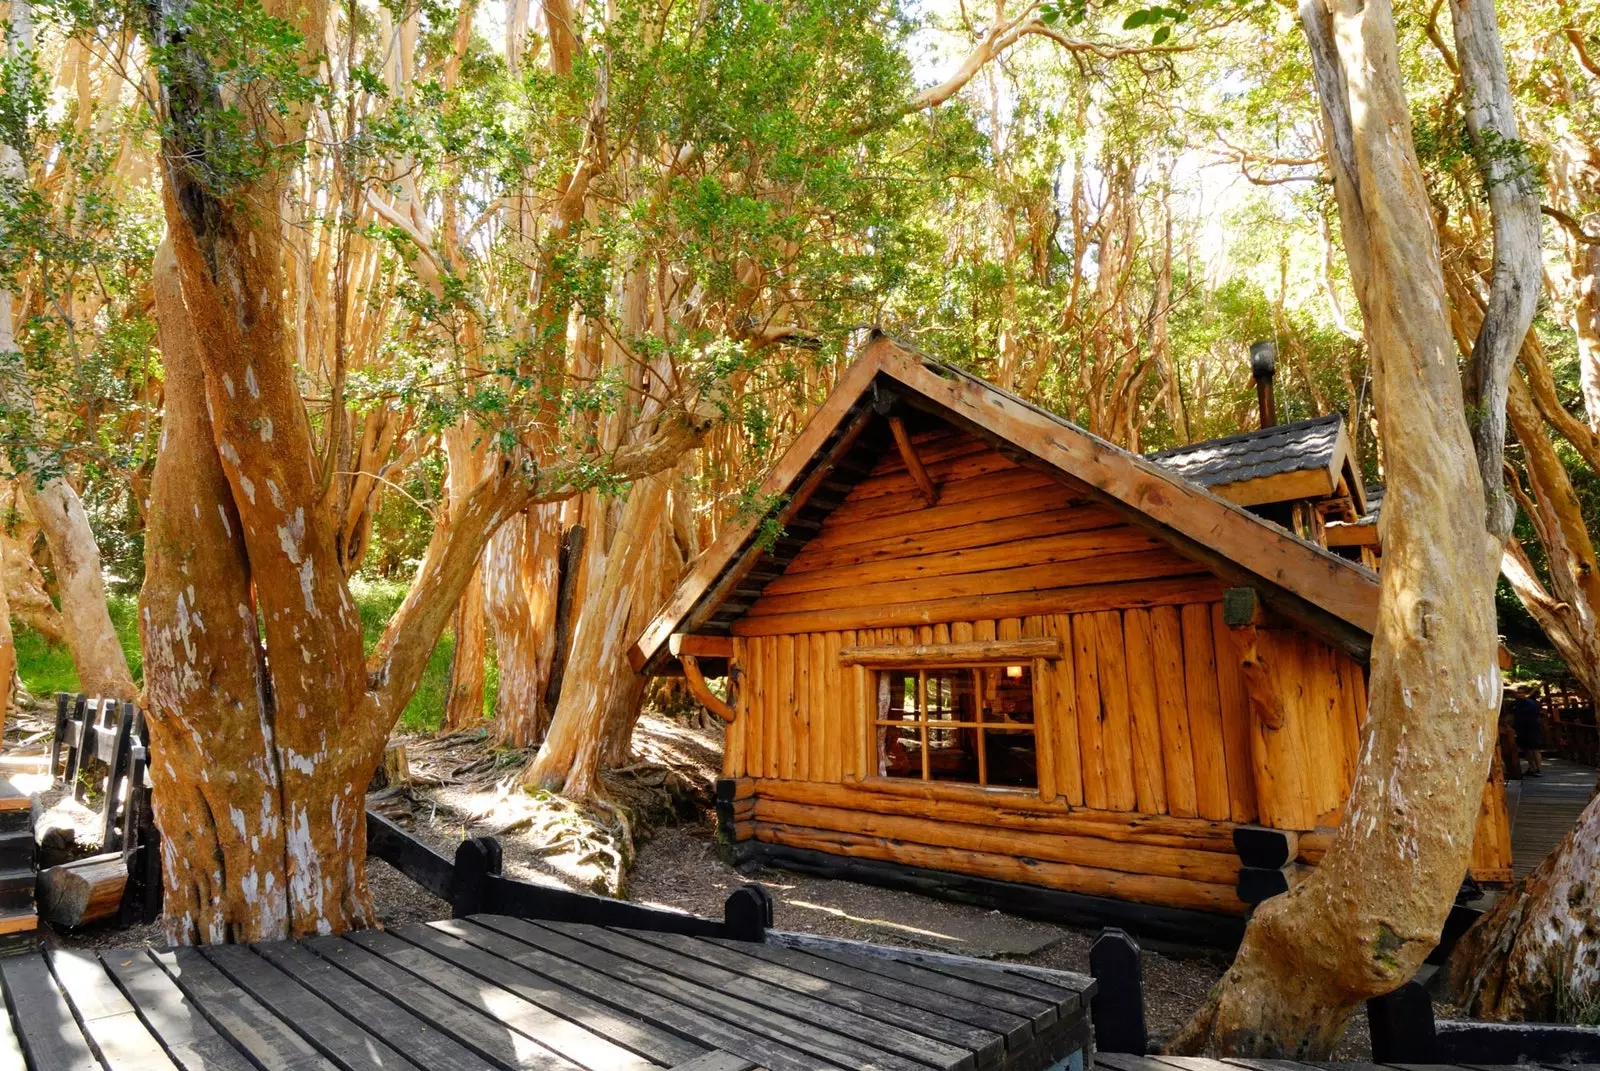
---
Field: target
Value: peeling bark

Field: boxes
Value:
[485,505,561,747]
[1449,793,1600,1020]
[524,476,671,798]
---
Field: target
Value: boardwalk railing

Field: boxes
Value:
[1370,981,1600,1065]
[49,693,161,926]
[366,810,772,941]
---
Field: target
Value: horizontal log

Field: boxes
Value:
[820,468,1058,528]
[747,550,1200,619]
[752,799,1242,885]
[763,528,1164,597]
[670,634,735,658]
[1296,827,1336,864]
[39,853,126,927]
[752,822,1246,915]
[757,778,1240,852]
[838,638,1063,666]
[783,505,1123,576]
[731,576,1222,637]
[797,488,1084,554]
[715,777,756,803]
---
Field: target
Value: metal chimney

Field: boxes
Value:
[1250,341,1278,429]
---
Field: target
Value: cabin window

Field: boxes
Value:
[874,666,1037,789]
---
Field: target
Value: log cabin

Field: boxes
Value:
[631,333,1512,940]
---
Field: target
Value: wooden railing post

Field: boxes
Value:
[1367,980,1436,1063]
[451,837,503,918]
[1090,927,1148,1055]
[722,884,772,941]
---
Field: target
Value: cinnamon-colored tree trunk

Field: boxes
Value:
[485,505,562,747]
[524,476,671,797]
[1170,0,1517,1052]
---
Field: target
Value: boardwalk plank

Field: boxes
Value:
[344,927,665,1071]
[48,948,179,1070]
[670,1053,761,1071]
[435,917,846,1071]
[547,922,974,1071]
[156,948,338,1070]
[803,943,1056,1025]
[306,935,597,1071]
[467,916,930,1071]
[198,944,421,1071]
[0,954,98,1071]
[707,937,1034,1047]
[99,949,259,1071]
[628,929,1006,1067]
[253,941,500,1071]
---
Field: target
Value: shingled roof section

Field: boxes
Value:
[1148,414,1345,489]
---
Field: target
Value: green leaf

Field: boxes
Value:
[1123,9,1151,29]
[1153,24,1171,43]
[1041,6,1061,23]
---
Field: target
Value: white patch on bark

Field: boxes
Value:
[267,480,284,510]
[223,374,236,398]
[239,475,256,504]
[299,560,318,615]
[245,366,260,399]
[277,509,305,564]
[230,806,248,839]
[217,505,232,538]
[259,418,273,442]
[285,749,317,775]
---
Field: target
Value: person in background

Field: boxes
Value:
[1511,687,1545,777]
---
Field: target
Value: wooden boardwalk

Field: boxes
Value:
[1509,758,1596,879]
[1097,1055,1594,1071]
[0,914,1092,1070]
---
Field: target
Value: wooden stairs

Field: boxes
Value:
[0,778,37,951]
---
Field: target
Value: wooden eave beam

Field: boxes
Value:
[887,415,939,507]
[669,634,734,659]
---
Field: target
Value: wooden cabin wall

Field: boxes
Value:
[716,424,1515,906]
[725,608,1367,829]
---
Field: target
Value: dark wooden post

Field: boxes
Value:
[451,837,503,918]
[722,883,772,941]
[1367,980,1436,1063]
[1090,927,1148,1055]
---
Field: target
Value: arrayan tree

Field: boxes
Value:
[1173,0,1539,1050]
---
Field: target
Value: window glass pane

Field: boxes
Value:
[983,730,1038,788]
[873,664,1036,789]
[877,725,921,778]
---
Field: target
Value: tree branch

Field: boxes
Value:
[1449,0,1544,540]
[366,402,717,721]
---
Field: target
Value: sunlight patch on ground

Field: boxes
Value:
[785,898,966,944]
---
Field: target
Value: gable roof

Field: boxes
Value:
[1149,415,1367,513]
[631,334,1381,674]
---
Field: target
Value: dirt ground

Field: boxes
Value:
[19,706,1372,1055]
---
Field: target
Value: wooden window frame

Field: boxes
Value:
[865,661,1041,794]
